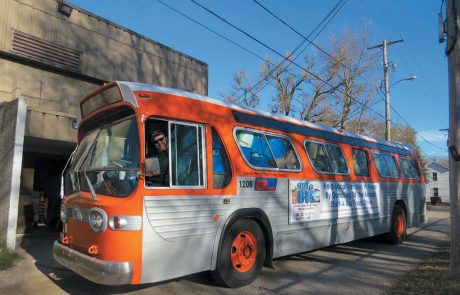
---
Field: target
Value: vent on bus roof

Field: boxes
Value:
[11,29,81,72]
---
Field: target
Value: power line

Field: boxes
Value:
[251,0,353,73]
[238,0,348,103]
[189,0,384,120]
[156,0,267,62]
[241,0,348,102]
[162,0,434,152]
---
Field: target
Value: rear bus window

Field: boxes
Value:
[304,141,348,174]
[372,153,400,178]
[400,157,421,179]
[235,129,300,171]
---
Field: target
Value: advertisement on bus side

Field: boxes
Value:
[289,180,380,223]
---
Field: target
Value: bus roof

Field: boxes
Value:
[114,81,412,155]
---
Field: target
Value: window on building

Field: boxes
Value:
[400,157,421,179]
[432,172,438,181]
[352,149,369,177]
[212,128,232,188]
[433,187,439,197]
[304,141,348,174]
[235,129,300,171]
[372,153,400,178]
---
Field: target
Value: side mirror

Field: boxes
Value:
[144,157,161,176]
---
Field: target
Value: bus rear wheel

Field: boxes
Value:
[386,205,407,244]
[213,219,266,288]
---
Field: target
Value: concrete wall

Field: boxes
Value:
[0,0,208,96]
[0,59,93,142]
[0,98,26,248]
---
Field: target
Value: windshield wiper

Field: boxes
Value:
[84,172,97,200]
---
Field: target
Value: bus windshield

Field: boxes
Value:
[65,115,140,197]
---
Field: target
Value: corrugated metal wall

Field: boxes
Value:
[0,0,208,95]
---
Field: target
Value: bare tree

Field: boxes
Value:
[260,53,311,116]
[221,69,261,108]
[224,29,380,132]
[320,31,380,130]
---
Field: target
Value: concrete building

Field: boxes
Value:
[0,0,208,249]
[425,161,450,204]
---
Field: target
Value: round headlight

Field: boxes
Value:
[60,203,67,223]
[88,208,107,233]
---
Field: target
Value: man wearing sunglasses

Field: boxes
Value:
[148,129,169,186]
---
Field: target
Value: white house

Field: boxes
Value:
[425,161,450,203]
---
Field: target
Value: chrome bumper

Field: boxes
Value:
[53,241,133,285]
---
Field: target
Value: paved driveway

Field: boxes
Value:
[0,206,450,295]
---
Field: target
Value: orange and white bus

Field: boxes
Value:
[54,81,426,287]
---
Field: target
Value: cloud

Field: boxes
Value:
[417,130,448,142]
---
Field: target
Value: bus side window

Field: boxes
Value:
[352,148,369,177]
[236,130,277,169]
[212,128,232,188]
[400,157,421,179]
[305,141,348,174]
[266,135,301,170]
[372,153,400,178]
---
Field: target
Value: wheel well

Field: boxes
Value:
[219,208,273,268]
[394,200,407,221]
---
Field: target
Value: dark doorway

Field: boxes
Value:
[20,152,69,235]
[33,156,67,230]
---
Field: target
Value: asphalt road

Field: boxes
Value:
[0,205,450,295]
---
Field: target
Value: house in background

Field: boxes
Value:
[425,161,450,204]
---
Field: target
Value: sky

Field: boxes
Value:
[68,0,449,159]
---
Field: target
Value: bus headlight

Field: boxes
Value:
[88,208,107,233]
[60,203,67,223]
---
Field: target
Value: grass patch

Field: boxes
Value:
[392,247,460,295]
[0,240,20,270]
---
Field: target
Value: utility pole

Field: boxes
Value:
[368,39,404,141]
[445,0,460,278]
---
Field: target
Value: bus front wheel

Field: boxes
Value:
[386,205,407,244]
[213,219,266,288]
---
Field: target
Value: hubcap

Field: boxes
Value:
[231,231,257,272]
[396,215,405,237]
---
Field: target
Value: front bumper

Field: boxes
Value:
[53,241,133,285]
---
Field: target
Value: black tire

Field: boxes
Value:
[385,205,407,244]
[213,219,266,288]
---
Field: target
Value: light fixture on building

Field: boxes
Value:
[58,1,73,17]
[71,118,78,129]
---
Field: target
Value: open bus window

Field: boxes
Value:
[212,128,232,188]
[304,141,348,174]
[372,153,400,178]
[145,119,169,187]
[352,148,370,177]
[145,118,206,188]
[400,157,421,179]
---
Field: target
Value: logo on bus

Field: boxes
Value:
[291,181,321,204]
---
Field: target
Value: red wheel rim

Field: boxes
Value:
[396,215,404,237]
[231,231,257,272]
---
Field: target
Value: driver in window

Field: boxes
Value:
[147,130,169,186]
